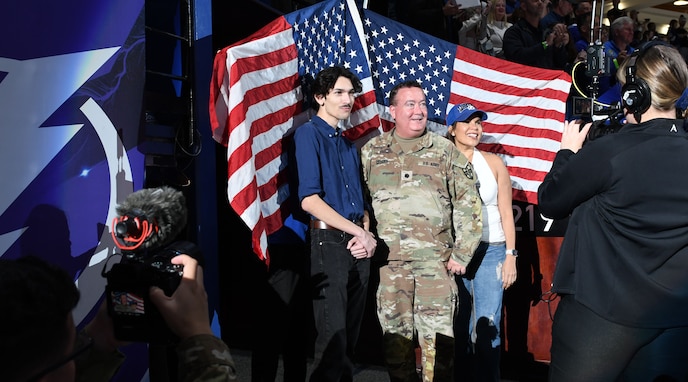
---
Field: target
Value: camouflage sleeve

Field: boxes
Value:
[177,334,239,382]
[448,148,483,266]
[74,330,125,382]
[358,146,373,214]
[360,142,372,206]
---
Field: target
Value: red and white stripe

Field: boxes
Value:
[451,47,572,204]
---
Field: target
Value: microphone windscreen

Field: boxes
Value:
[116,186,187,250]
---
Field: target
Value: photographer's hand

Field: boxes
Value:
[560,120,591,153]
[149,255,213,339]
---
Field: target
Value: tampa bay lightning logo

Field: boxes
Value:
[0,49,141,323]
[0,1,146,327]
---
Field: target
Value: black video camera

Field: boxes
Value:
[581,107,626,144]
[102,240,201,343]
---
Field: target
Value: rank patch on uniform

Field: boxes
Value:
[462,166,474,180]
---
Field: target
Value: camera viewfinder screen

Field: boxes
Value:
[110,291,146,316]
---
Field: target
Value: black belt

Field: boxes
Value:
[309,219,363,230]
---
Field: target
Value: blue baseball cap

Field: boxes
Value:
[446,103,488,125]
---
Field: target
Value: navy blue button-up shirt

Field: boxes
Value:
[293,116,365,222]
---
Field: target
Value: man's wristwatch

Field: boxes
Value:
[506,249,518,257]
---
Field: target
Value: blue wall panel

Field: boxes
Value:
[0,1,150,379]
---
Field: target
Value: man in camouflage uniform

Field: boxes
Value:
[361,81,482,382]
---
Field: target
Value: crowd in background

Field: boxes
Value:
[379,0,688,65]
[278,0,688,66]
[389,0,688,118]
[278,0,688,112]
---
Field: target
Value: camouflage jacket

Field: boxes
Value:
[177,334,239,382]
[76,333,238,382]
[361,129,482,265]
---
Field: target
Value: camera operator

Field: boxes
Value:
[0,254,238,382]
[538,41,688,381]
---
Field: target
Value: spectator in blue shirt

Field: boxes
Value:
[539,0,573,31]
[567,1,592,47]
[598,16,636,103]
[293,65,377,382]
[505,0,520,21]
[571,11,594,52]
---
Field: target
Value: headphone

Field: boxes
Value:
[621,40,670,122]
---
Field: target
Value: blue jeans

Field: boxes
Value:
[462,241,505,349]
[454,242,505,382]
[550,294,688,382]
[308,228,370,382]
[454,242,506,382]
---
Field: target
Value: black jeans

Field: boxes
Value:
[308,228,370,382]
[550,294,688,382]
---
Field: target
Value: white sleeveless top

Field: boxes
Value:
[472,150,505,243]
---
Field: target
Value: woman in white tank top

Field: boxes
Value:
[445,103,517,382]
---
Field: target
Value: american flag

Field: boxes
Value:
[210,0,572,262]
[209,0,378,263]
[112,291,146,315]
[360,9,572,204]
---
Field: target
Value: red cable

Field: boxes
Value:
[111,216,157,251]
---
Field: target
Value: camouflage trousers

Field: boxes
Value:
[377,260,458,382]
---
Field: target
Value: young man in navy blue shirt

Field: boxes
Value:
[293,66,377,382]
